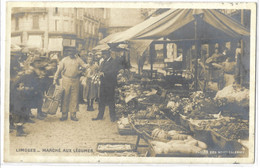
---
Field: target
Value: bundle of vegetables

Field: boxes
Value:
[132,119,174,126]
[216,121,249,140]
[117,70,129,84]
[117,117,131,129]
[198,117,232,129]
[150,135,207,155]
[185,109,218,120]
[151,128,189,141]
[166,92,177,101]
[131,117,188,136]
[167,98,192,114]
[139,94,165,104]
[121,84,142,99]
[166,91,219,120]
[134,104,166,119]
[115,103,132,116]
[136,120,188,136]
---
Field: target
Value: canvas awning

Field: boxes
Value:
[106,9,249,43]
[11,43,22,52]
[98,32,123,44]
[92,43,110,51]
[136,9,249,40]
[103,10,175,44]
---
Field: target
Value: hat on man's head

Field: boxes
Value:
[88,52,94,56]
[30,56,47,67]
[32,56,42,62]
[64,47,77,56]
[102,50,110,55]
[95,51,102,55]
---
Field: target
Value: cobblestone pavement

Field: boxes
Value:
[9,103,144,157]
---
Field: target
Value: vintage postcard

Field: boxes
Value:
[2,1,256,164]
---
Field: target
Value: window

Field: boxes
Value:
[92,24,95,35]
[103,9,107,19]
[54,7,59,15]
[79,24,82,37]
[55,20,58,31]
[77,9,83,19]
[64,20,69,32]
[15,17,19,31]
[85,21,88,33]
[76,24,78,35]
[71,21,74,32]
[63,8,69,16]
[88,23,92,34]
[32,15,39,29]
[55,20,62,31]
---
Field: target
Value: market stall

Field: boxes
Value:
[99,9,249,91]
[92,9,250,157]
[112,68,249,157]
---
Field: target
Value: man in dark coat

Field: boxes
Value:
[29,57,48,120]
[10,67,42,136]
[92,50,121,122]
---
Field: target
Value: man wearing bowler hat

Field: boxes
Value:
[92,48,122,122]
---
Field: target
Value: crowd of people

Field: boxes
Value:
[10,47,126,137]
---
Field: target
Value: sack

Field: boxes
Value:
[42,85,64,115]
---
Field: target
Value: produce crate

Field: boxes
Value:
[129,116,189,142]
[117,125,136,135]
[96,143,135,153]
[161,109,181,124]
[179,115,191,131]
[210,130,248,156]
[178,116,249,156]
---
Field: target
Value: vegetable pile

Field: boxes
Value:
[166,91,219,120]
[117,117,131,130]
[198,118,249,140]
[133,104,166,120]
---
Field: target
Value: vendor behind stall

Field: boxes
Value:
[222,57,236,87]
[205,48,226,90]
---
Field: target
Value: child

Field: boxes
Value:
[11,82,29,136]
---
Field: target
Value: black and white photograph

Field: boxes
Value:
[2,1,257,164]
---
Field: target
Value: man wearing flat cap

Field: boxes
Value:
[54,48,87,121]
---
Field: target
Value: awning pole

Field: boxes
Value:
[163,38,167,59]
[194,15,199,91]
[240,10,244,85]
[150,44,154,79]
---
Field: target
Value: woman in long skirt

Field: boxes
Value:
[83,55,99,111]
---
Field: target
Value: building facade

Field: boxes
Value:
[101,8,145,35]
[11,7,106,57]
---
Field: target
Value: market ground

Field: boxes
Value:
[9,103,144,157]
